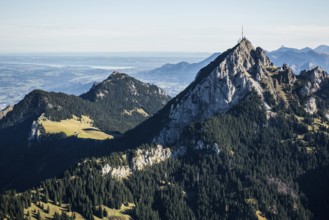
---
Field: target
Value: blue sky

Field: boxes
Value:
[0,0,328,52]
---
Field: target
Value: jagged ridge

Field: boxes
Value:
[126,39,329,146]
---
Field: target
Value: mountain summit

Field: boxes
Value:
[153,39,273,144]
[127,38,329,147]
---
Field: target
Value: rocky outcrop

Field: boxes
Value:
[275,64,297,85]
[299,67,329,95]
[101,164,132,179]
[131,145,172,171]
[122,108,149,117]
[100,141,225,180]
[0,105,13,120]
[304,97,317,114]
[101,145,186,180]
[28,120,42,142]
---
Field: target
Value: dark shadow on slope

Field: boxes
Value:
[298,165,329,220]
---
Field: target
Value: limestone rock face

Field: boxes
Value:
[131,145,172,171]
[101,145,183,180]
[28,120,42,142]
[299,67,329,95]
[155,39,273,145]
[101,164,132,179]
[304,97,317,114]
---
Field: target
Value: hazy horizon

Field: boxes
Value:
[0,43,327,55]
[0,51,212,56]
[1,0,328,53]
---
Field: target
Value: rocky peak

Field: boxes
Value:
[299,67,328,96]
[300,66,328,85]
[229,39,270,68]
[154,39,274,145]
[227,38,256,69]
[219,39,271,81]
[106,71,128,81]
[195,39,271,83]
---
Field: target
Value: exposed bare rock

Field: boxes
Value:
[299,85,311,97]
[101,145,186,180]
[28,120,42,142]
[0,105,13,120]
[122,108,149,117]
[304,97,317,114]
[132,145,172,171]
[275,64,297,85]
[299,67,329,94]
[101,164,132,179]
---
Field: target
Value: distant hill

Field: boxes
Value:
[267,45,329,73]
[314,45,329,54]
[1,72,170,136]
[132,53,220,96]
[0,72,170,191]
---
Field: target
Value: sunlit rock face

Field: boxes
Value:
[155,39,273,145]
